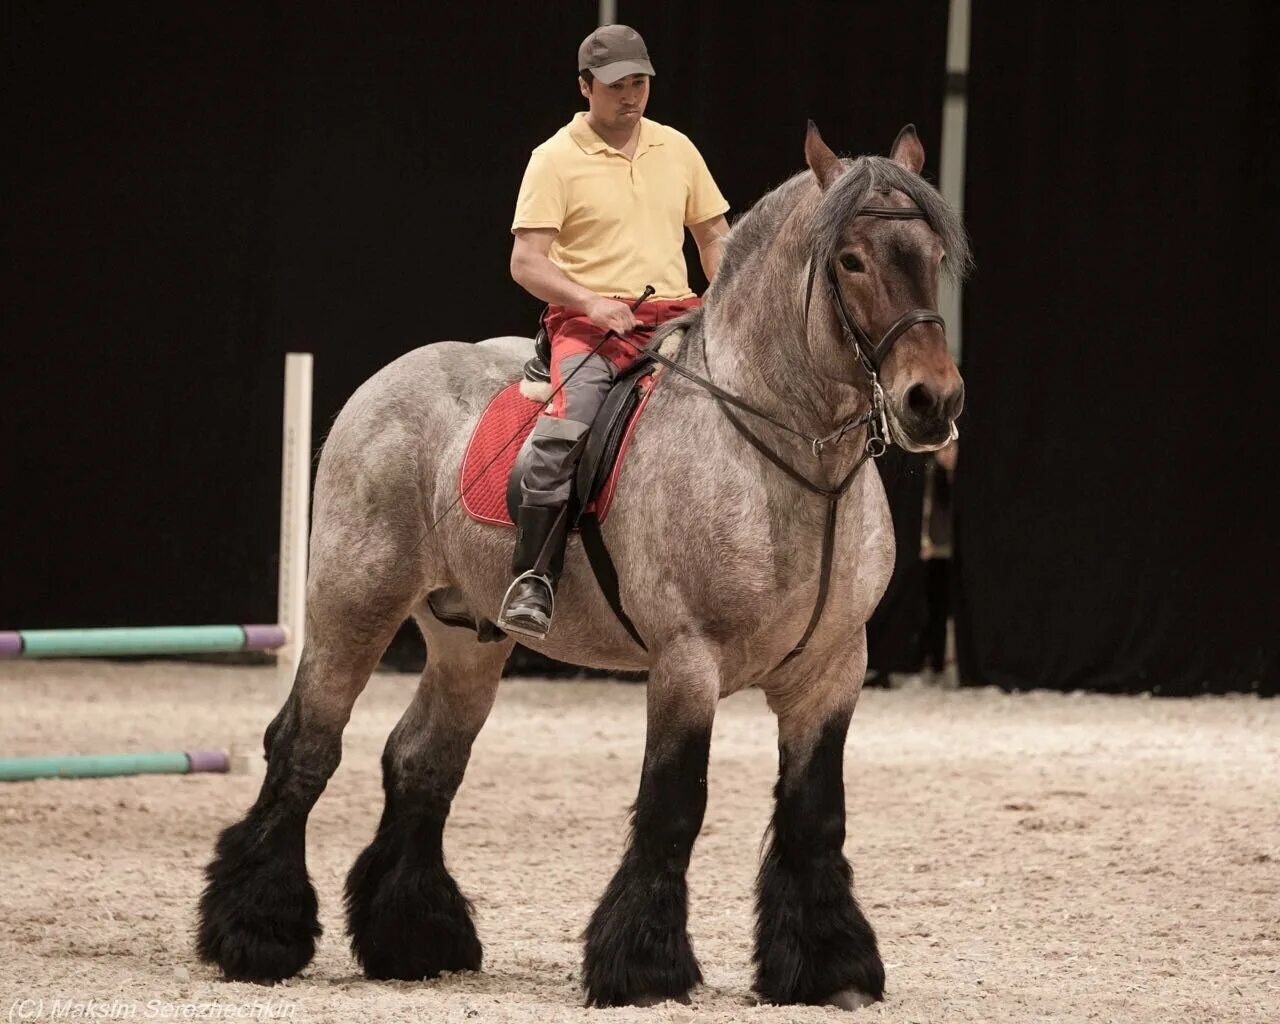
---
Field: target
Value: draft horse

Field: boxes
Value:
[196,123,970,1009]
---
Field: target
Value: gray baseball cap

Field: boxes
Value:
[578,24,655,84]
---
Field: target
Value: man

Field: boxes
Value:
[497,23,731,639]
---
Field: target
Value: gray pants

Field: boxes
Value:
[519,352,616,507]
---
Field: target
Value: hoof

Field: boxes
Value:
[826,989,879,1011]
[754,841,885,1006]
[196,817,320,982]
[581,863,701,1007]
[631,992,694,1008]
[352,909,481,982]
[346,834,482,981]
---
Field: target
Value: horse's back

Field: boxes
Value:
[313,337,531,529]
[336,337,529,419]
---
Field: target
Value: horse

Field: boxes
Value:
[195,123,970,1010]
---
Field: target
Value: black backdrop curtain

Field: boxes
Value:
[4,3,591,632]
[14,4,1271,694]
[5,2,947,677]
[956,1,1279,694]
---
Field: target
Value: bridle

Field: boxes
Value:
[803,204,947,456]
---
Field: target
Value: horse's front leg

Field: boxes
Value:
[755,642,884,1010]
[582,638,718,1007]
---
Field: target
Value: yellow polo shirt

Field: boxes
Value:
[512,112,729,301]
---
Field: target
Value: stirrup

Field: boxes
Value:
[496,570,556,639]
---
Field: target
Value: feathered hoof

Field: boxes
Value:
[345,837,482,980]
[196,817,320,983]
[350,906,481,982]
[581,869,702,1007]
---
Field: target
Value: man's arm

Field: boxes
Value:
[511,228,637,333]
[689,214,730,282]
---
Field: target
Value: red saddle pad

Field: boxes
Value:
[459,375,658,528]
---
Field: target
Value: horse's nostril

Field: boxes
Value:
[905,383,935,417]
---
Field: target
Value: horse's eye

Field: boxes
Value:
[839,253,865,273]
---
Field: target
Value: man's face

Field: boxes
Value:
[580,73,650,132]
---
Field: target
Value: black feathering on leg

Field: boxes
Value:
[196,696,331,983]
[581,728,711,1007]
[196,809,320,982]
[345,753,481,980]
[754,715,884,1005]
[581,847,702,1006]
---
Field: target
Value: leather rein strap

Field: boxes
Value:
[716,402,875,665]
[624,329,882,665]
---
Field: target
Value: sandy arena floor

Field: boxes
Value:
[1,661,1276,1024]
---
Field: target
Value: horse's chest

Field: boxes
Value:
[610,432,894,664]
[771,501,891,632]
[667,488,892,653]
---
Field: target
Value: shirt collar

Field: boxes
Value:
[569,112,664,157]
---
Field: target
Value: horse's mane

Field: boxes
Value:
[714,156,973,295]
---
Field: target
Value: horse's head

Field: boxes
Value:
[804,124,970,452]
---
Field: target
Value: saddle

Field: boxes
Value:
[458,341,664,650]
[457,354,660,530]
[521,319,553,388]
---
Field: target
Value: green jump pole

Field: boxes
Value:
[0,750,229,782]
[0,624,286,659]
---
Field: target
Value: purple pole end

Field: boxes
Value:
[241,624,287,652]
[185,749,230,774]
[0,632,23,659]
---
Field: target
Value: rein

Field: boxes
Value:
[626,324,879,457]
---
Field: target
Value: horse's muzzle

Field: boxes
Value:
[892,380,964,450]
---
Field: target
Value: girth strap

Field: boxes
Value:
[578,512,647,650]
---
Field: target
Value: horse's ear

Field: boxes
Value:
[889,123,925,174]
[805,120,845,191]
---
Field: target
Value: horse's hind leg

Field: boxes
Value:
[196,548,419,982]
[345,611,510,980]
[755,640,884,1010]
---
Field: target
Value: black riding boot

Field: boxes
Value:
[497,503,569,640]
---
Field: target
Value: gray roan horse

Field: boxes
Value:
[196,124,970,1010]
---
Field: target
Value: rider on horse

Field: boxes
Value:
[498,24,731,638]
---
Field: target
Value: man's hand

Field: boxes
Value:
[586,296,638,335]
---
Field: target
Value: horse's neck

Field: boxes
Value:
[696,286,873,487]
